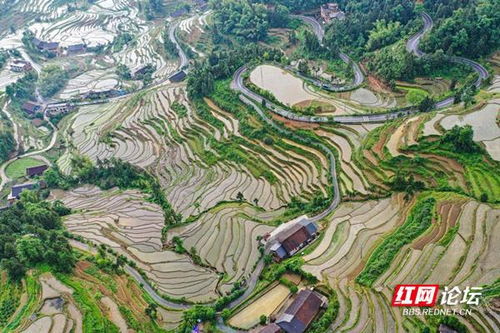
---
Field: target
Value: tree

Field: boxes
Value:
[259,315,267,325]
[236,191,244,202]
[480,193,488,202]
[418,96,435,113]
[145,303,158,319]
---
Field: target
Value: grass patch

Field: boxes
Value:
[356,196,436,287]
[5,157,43,179]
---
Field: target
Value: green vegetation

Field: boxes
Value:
[5,157,43,179]
[308,290,340,333]
[0,191,75,281]
[116,64,131,80]
[111,32,134,52]
[421,0,499,59]
[187,44,283,98]
[210,0,290,42]
[171,101,188,118]
[5,71,37,108]
[39,65,69,98]
[0,130,14,163]
[356,197,436,286]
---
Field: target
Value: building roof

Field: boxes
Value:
[67,44,86,52]
[276,221,316,255]
[260,323,282,333]
[276,290,325,333]
[171,8,188,17]
[26,165,48,177]
[22,101,42,114]
[10,183,36,199]
[439,324,458,333]
[168,70,187,82]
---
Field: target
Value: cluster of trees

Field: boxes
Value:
[5,71,37,107]
[366,42,472,84]
[210,0,270,42]
[440,125,480,153]
[0,51,8,69]
[0,191,75,281]
[45,157,182,226]
[421,0,499,58]
[323,0,417,56]
[0,130,14,163]
[187,44,284,98]
[116,63,131,80]
[253,0,326,11]
[39,65,69,98]
[143,0,165,20]
[210,0,291,42]
[356,197,436,286]
[110,32,133,53]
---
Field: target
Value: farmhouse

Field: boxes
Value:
[66,43,87,56]
[33,38,60,54]
[267,217,318,261]
[320,3,345,23]
[171,7,188,18]
[8,183,36,204]
[275,289,327,333]
[46,103,74,116]
[26,165,48,178]
[10,59,32,72]
[168,70,187,82]
[21,101,42,116]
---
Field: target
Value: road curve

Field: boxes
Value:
[169,21,189,70]
[407,12,488,88]
[293,15,365,90]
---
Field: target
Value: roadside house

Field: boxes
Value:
[8,183,36,204]
[268,218,318,261]
[66,43,87,56]
[26,165,48,178]
[10,59,32,72]
[22,101,42,116]
[168,70,187,82]
[259,323,282,333]
[275,289,328,333]
[320,3,345,23]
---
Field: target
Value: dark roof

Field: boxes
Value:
[11,183,36,199]
[276,290,325,333]
[22,102,42,114]
[26,165,48,177]
[33,38,59,50]
[67,44,86,52]
[32,37,42,47]
[278,224,311,255]
[260,323,282,333]
[168,70,187,82]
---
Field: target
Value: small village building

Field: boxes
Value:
[32,38,60,55]
[268,218,318,261]
[8,183,36,204]
[31,118,44,127]
[193,0,208,10]
[10,60,32,72]
[168,70,187,82]
[320,3,345,23]
[66,43,87,56]
[275,289,328,333]
[26,165,48,178]
[259,323,282,333]
[46,103,73,116]
[132,65,150,79]
[21,101,42,116]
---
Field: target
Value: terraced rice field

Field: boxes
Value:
[58,69,119,99]
[28,0,141,48]
[250,65,319,106]
[62,86,330,217]
[303,194,500,332]
[53,186,220,303]
[169,205,275,294]
[438,99,500,161]
[349,88,397,108]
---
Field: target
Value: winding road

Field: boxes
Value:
[234,12,489,124]
[292,15,364,91]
